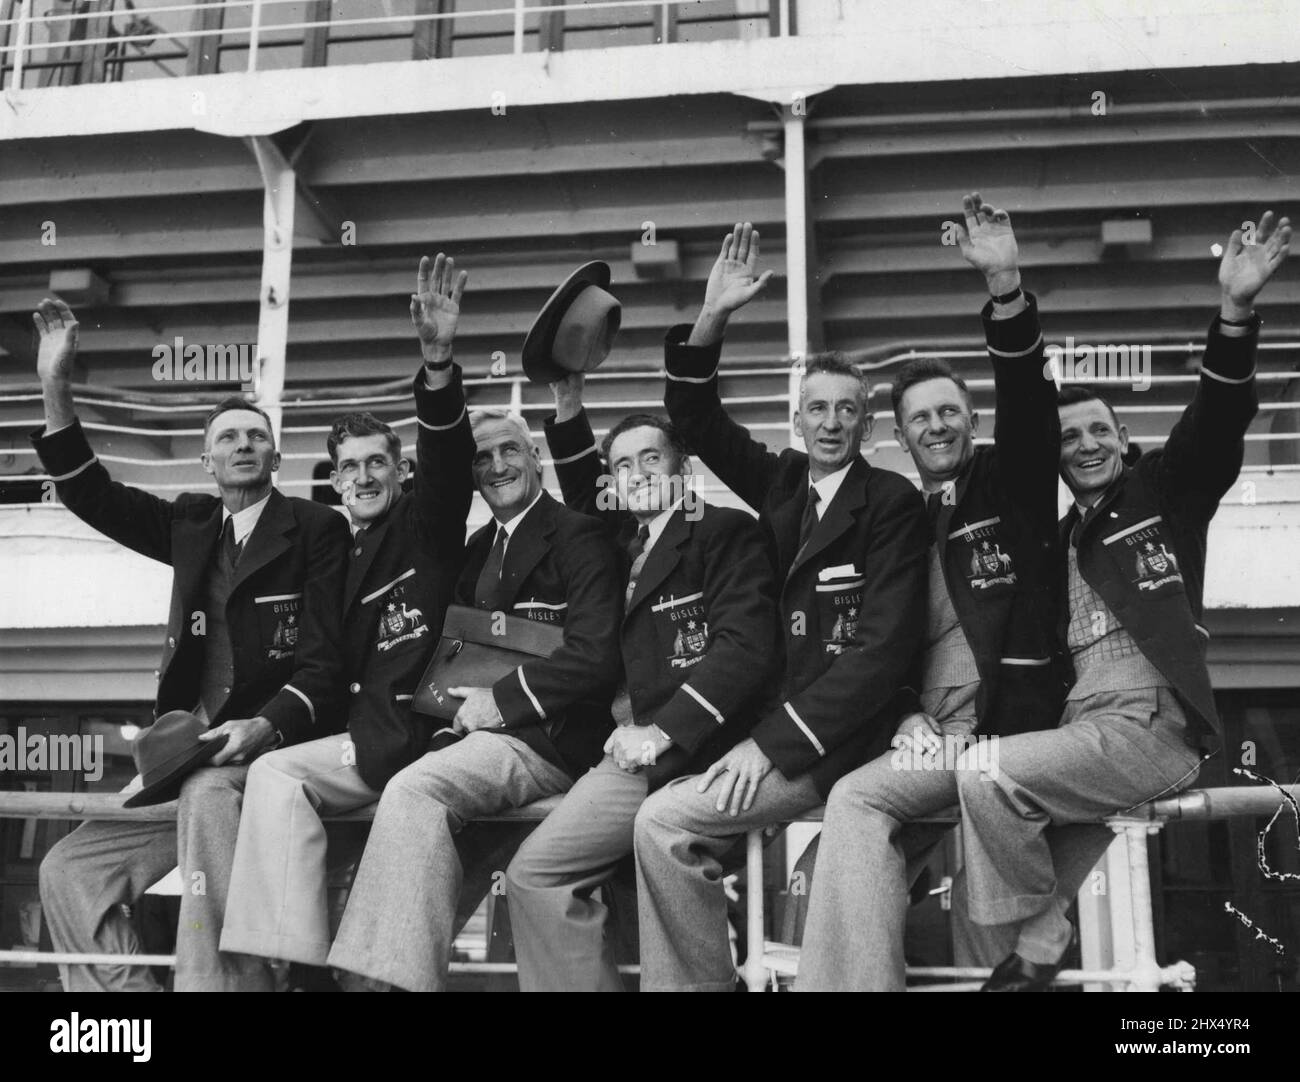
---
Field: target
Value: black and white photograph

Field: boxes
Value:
[0,0,1297,1045]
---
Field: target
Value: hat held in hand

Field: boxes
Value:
[522,261,621,384]
[122,710,229,808]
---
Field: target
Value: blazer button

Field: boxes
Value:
[354,546,363,557]
[167,636,176,647]
[350,682,361,694]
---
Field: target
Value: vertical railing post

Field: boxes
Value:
[778,0,791,37]
[247,0,263,72]
[782,104,808,442]
[247,136,296,449]
[513,0,525,54]
[743,829,768,991]
[11,0,32,90]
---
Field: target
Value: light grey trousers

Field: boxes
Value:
[633,766,821,992]
[38,764,274,992]
[326,731,571,992]
[955,687,1201,965]
[506,754,648,992]
[221,734,381,965]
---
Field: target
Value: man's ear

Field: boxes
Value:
[892,424,904,449]
[200,450,215,476]
[679,454,693,479]
[1117,423,1130,454]
[396,457,412,484]
[860,414,875,443]
[969,410,980,436]
[270,449,282,473]
[330,469,345,494]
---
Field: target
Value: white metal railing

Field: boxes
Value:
[1,0,790,89]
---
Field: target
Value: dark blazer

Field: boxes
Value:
[664,325,928,797]
[342,366,475,789]
[544,407,780,789]
[31,420,348,745]
[1060,313,1261,744]
[455,489,623,778]
[925,293,1066,738]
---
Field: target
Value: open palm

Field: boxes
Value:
[411,252,468,350]
[703,222,775,315]
[1219,210,1292,306]
[33,298,79,383]
[955,192,1018,280]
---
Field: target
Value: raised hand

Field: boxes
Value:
[411,253,468,364]
[952,192,1020,295]
[688,222,776,347]
[1219,210,1292,318]
[549,371,585,423]
[33,298,80,384]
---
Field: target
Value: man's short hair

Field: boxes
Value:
[600,413,689,467]
[799,351,872,410]
[203,396,275,446]
[470,408,537,452]
[326,412,403,467]
[1057,384,1119,428]
[890,358,974,425]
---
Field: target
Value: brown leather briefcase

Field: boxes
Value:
[411,604,565,724]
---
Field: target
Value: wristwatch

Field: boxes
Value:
[990,285,1023,305]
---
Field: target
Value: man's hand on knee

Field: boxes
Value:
[696,738,774,816]
[202,716,276,765]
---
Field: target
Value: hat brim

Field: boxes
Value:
[522,261,613,384]
[122,732,230,808]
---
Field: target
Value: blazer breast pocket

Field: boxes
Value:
[1101,515,1186,596]
[511,598,568,626]
[650,591,710,671]
[948,516,1018,595]
[254,592,303,661]
[815,573,864,655]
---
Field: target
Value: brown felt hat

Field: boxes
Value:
[521,261,621,384]
[122,710,229,808]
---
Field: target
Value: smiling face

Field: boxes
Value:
[794,372,872,479]
[606,425,690,520]
[332,433,409,526]
[895,377,978,489]
[1059,398,1128,503]
[472,417,543,521]
[201,408,279,493]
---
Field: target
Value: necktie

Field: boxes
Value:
[475,525,508,610]
[926,491,943,543]
[222,516,243,569]
[797,486,820,555]
[625,524,652,604]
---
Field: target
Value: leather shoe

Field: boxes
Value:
[980,951,1061,992]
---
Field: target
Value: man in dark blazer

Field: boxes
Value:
[221,254,475,977]
[797,192,1087,990]
[505,376,779,991]
[326,385,624,992]
[30,298,348,992]
[632,223,929,991]
[958,210,1291,990]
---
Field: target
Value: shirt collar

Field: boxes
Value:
[808,459,854,516]
[641,496,685,554]
[496,490,544,539]
[222,492,272,547]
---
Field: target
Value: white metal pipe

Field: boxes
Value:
[513,0,525,53]
[744,830,767,992]
[247,0,263,72]
[248,137,296,447]
[783,108,809,445]
[10,0,31,90]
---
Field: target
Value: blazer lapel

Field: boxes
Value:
[625,508,690,618]
[174,502,225,607]
[497,494,555,609]
[344,513,392,612]
[787,457,869,583]
[230,489,294,594]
